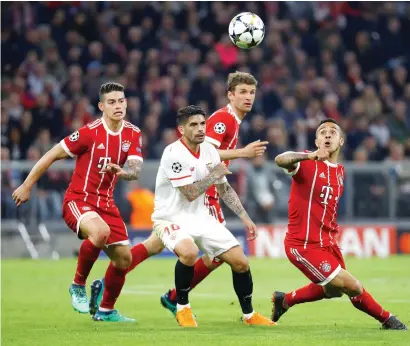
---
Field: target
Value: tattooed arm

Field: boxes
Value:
[274,151,311,170]
[178,162,230,202]
[104,159,143,181]
[216,181,258,239]
[216,182,249,220]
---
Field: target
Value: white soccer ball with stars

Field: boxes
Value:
[228,12,265,49]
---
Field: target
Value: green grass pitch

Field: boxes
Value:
[2,257,409,346]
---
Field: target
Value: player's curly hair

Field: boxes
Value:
[227,71,258,92]
[177,105,206,125]
[99,82,125,101]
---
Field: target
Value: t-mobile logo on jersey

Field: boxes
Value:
[320,185,334,205]
[97,157,112,173]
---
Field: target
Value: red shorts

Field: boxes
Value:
[207,196,225,224]
[285,242,346,286]
[62,200,129,246]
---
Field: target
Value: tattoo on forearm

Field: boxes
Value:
[121,160,142,181]
[275,151,309,168]
[178,170,220,202]
[217,182,249,219]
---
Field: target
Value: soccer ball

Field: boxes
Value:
[228,12,265,49]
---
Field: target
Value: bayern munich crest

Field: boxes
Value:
[320,261,332,273]
[122,140,131,152]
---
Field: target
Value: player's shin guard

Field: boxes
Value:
[73,239,101,286]
[175,260,194,305]
[285,283,326,308]
[232,269,253,314]
[100,263,127,310]
[350,288,391,323]
[126,243,149,274]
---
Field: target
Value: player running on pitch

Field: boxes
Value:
[13,82,146,322]
[271,118,407,330]
[152,105,275,327]
[160,71,265,314]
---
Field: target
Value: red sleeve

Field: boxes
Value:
[127,128,143,162]
[205,112,235,148]
[60,126,92,157]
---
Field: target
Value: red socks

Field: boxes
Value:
[100,263,127,310]
[285,283,326,308]
[126,243,149,274]
[350,289,391,323]
[73,239,101,286]
[169,257,223,301]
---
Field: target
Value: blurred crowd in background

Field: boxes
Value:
[2,2,410,223]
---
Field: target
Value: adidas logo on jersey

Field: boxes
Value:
[319,172,326,179]
[97,143,105,150]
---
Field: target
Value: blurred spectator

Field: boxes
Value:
[125,181,155,228]
[246,155,276,223]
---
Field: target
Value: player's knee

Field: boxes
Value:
[345,280,363,296]
[88,225,110,247]
[112,251,132,269]
[178,244,199,266]
[230,257,249,273]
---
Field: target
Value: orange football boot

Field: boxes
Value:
[243,312,277,326]
[176,307,197,327]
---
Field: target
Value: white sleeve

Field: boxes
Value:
[209,144,227,184]
[162,149,194,187]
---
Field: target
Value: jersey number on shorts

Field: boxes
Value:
[164,224,180,235]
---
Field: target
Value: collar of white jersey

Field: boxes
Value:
[227,104,242,124]
[102,116,124,136]
[324,160,338,167]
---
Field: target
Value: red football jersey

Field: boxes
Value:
[205,104,241,200]
[284,158,345,249]
[60,117,143,210]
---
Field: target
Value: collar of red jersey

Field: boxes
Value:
[324,160,338,167]
[101,117,124,136]
[227,104,242,124]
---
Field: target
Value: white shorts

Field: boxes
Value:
[153,215,240,258]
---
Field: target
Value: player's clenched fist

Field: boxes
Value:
[211,162,232,179]
[103,163,126,176]
[243,140,269,158]
[12,184,31,206]
[308,147,330,161]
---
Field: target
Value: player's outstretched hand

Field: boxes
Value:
[243,217,258,240]
[212,162,232,179]
[243,140,269,158]
[308,147,330,161]
[103,163,126,176]
[12,184,31,207]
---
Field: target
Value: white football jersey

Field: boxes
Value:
[152,139,227,222]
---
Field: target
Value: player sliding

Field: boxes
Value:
[271,118,407,330]
[12,82,146,322]
[160,71,264,314]
[152,105,274,327]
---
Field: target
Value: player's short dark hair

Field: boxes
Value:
[99,82,125,101]
[227,71,258,92]
[177,105,206,125]
[316,118,344,136]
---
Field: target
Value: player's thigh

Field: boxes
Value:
[196,220,240,260]
[104,244,132,269]
[143,232,165,256]
[99,208,130,247]
[62,200,109,241]
[153,220,193,254]
[285,246,343,286]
